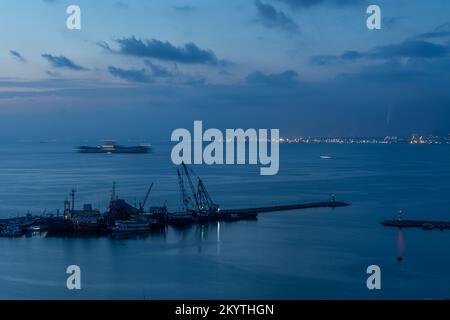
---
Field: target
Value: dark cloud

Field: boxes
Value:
[275,0,366,9]
[310,55,338,66]
[340,50,364,61]
[2,58,450,138]
[311,40,450,65]
[369,40,449,59]
[311,26,450,66]
[417,23,450,39]
[246,70,299,86]
[97,41,112,51]
[310,50,364,66]
[10,50,26,62]
[108,66,152,83]
[98,37,225,65]
[107,61,176,83]
[382,17,404,30]
[46,70,62,78]
[255,0,299,34]
[41,54,86,71]
[144,61,173,77]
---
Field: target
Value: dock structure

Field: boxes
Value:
[381,219,450,230]
[0,162,352,237]
[221,201,349,215]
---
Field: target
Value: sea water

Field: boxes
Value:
[0,141,449,299]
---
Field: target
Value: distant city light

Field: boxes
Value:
[277,134,450,145]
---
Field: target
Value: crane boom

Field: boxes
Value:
[142,183,154,209]
[178,169,191,211]
[197,179,210,208]
[179,162,219,216]
[181,162,201,211]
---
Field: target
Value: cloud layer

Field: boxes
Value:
[108,66,151,83]
[246,70,299,85]
[311,40,450,65]
[255,0,299,34]
[275,0,366,9]
[41,54,85,70]
[107,59,178,83]
[10,50,26,62]
[99,37,225,65]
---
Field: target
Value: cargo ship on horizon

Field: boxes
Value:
[77,141,151,154]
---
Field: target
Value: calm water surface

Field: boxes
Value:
[0,142,449,299]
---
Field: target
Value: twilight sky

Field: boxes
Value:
[0,0,450,141]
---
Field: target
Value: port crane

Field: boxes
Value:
[177,168,196,213]
[139,183,154,212]
[196,177,219,215]
[178,162,220,217]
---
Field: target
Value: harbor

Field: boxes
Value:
[0,141,448,299]
[0,162,349,238]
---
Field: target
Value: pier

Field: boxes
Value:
[381,219,450,230]
[0,162,351,237]
[222,201,350,215]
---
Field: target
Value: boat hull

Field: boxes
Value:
[77,146,150,154]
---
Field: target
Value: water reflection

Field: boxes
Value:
[26,220,231,244]
[24,231,47,238]
[397,228,404,262]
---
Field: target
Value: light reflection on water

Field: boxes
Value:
[0,142,449,299]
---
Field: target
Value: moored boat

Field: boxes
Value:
[111,220,152,233]
[167,212,195,227]
[0,224,24,237]
[25,225,44,232]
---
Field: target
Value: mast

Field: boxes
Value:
[70,188,76,211]
[109,182,116,211]
[64,197,70,215]
[111,182,116,202]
